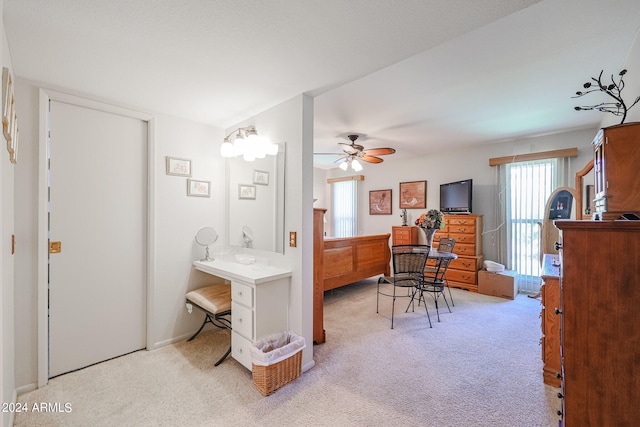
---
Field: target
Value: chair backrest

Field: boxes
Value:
[392,245,430,276]
[437,237,456,253]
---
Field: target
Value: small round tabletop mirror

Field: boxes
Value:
[242,226,254,248]
[195,226,218,261]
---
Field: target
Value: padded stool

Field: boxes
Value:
[185,283,232,366]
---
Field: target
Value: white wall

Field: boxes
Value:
[320,127,598,263]
[226,94,314,370]
[1,1,16,424]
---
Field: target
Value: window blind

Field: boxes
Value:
[332,179,358,238]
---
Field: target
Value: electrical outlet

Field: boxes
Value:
[289,231,297,247]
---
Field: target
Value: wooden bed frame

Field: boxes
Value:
[322,234,391,291]
[313,209,390,344]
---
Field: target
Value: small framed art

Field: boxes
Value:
[238,184,256,200]
[166,156,192,177]
[369,189,392,215]
[253,169,269,185]
[399,180,426,209]
[187,179,210,197]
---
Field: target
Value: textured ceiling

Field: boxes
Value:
[5,0,640,169]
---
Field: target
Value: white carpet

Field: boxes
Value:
[15,279,561,426]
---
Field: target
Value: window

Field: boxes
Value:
[505,159,557,293]
[332,179,358,237]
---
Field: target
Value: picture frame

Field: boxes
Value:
[187,179,210,197]
[399,180,426,209]
[166,156,192,177]
[369,189,392,215]
[238,184,256,200]
[253,169,269,185]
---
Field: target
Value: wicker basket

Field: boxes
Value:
[252,347,303,396]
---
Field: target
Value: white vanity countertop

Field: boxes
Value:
[193,259,292,284]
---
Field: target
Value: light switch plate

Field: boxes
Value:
[289,231,297,247]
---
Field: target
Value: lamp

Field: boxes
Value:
[220,126,277,161]
[339,156,364,171]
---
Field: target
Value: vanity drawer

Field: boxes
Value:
[232,302,254,339]
[232,281,253,308]
[231,332,253,370]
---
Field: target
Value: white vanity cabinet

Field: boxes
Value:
[230,277,290,369]
[193,259,292,371]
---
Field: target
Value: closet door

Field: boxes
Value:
[48,100,147,377]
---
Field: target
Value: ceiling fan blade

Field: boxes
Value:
[361,155,384,163]
[363,147,396,156]
[333,156,349,164]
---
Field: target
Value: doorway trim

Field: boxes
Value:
[37,89,156,387]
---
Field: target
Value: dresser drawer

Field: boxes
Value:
[232,302,254,339]
[447,216,478,227]
[231,332,253,370]
[448,232,475,245]
[449,256,478,271]
[446,269,477,284]
[448,224,475,234]
[453,243,476,256]
[232,281,253,307]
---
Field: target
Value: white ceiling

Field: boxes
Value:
[5,0,640,169]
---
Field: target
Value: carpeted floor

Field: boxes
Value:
[15,279,561,426]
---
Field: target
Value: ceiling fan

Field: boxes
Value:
[333,134,396,171]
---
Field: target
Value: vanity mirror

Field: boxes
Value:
[195,226,218,261]
[225,142,285,253]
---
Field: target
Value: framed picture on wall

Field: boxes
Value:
[253,170,269,185]
[369,189,392,215]
[187,179,210,197]
[399,180,426,209]
[166,156,192,177]
[238,184,256,200]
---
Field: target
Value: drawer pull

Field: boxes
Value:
[556,373,562,379]
[238,318,243,323]
[554,308,562,315]
[557,410,563,416]
[557,392,563,399]
[554,242,562,250]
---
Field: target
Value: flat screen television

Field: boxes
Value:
[440,179,473,214]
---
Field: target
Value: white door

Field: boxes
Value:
[48,100,147,377]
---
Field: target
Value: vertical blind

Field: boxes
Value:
[332,179,358,237]
[505,159,557,293]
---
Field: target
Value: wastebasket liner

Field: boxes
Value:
[250,330,306,366]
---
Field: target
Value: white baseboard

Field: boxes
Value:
[153,331,193,349]
[16,382,37,396]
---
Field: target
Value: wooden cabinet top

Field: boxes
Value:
[541,254,560,279]
[555,219,640,231]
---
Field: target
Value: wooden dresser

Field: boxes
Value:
[540,254,561,388]
[434,214,484,292]
[392,226,419,245]
[555,220,640,426]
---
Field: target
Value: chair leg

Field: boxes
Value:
[417,288,432,328]
[187,311,232,366]
[445,277,455,307]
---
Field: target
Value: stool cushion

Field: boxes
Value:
[186,284,231,314]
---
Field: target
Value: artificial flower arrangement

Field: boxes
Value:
[415,209,445,230]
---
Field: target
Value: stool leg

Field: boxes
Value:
[214,346,232,366]
[187,313,212,341]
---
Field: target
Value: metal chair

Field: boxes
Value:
[377,245,431,329]
[418,249,453,322]
[185,283,232,366]
[428,237,456,306]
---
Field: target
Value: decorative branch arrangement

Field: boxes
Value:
[573,69,640,124]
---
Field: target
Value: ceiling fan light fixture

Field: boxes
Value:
[339,161,348,171]
[351,159,363,171]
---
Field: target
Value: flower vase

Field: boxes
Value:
[421,227,437,248]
